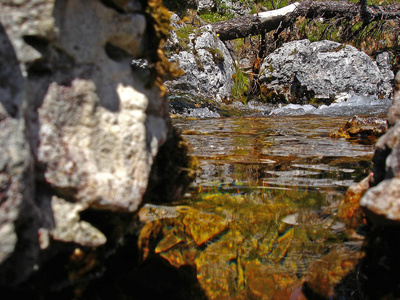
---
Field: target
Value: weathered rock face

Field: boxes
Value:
[349,71,400,299]
[259,39,394,104]
[360,72,400,225]
[165,22,235,102]
[0,0,185,290]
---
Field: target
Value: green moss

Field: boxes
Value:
[199,11,234,23]
[145,0,184,95]
[231,65,249,104]
[289,48,298,56]
[176,25,199,40]
[175,25,198,52]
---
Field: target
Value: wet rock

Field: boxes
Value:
[189,107,220,118]
[338,175,370,232]
[0,0,184,291]
[360,71,400,226]
[330,116,388,142]
[352,71,400,298]
[138,190,345,299]
[182,208,228,245]
[304,247,363,299]
[268,94,392,117]
[165,21,235,102]
[259,39,394,104]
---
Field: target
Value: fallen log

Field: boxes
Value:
[212,1,400,41]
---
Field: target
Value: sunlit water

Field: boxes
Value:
[175,116,373,193]
[138,112,380,299]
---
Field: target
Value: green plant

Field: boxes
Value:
[199,11,234,23]
[175,25,199,52]
[289,48,298,56]
[231,64,249,104]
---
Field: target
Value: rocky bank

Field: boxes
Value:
[259,39,394,104]
[165,15,235,102]
[337,70,400,299]
[0,0,194,294]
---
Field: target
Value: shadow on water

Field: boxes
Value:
[137,115,374,299]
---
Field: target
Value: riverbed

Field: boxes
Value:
[138,113,378,299]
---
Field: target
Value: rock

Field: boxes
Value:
[360,121,400,225]
[346,71,400,299]
[0,17,38,286]
[165,23,235,102]
[46,196,107,248]
[361,177,400,225]
[1,0,187,290]
[216,0,251,16]
[197,0,251,15]
[197,0,215,12]
[357,70,400,226]
[137,191,344,299]
[330,116,388,142]
[388,71,400,126]
[259,39,394,104]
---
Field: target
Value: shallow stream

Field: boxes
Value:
[139,97,390,299]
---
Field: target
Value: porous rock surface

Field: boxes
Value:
[165,22,235,102]
[360,71,400,225]
[0,0,178,289]
[259,39,394,104]
[197,0,251,15]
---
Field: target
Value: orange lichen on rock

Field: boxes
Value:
[330,116,388,142]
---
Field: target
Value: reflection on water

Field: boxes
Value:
[176,116,373,193]
[139,116,371,299]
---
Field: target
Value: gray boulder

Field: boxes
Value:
[165,23,235,102]
[0,0,186,289]
[259,39,394,104]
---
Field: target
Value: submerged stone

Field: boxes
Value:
[182,208,229,246]
[138,188,357,299]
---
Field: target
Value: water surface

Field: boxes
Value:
[139,115,373,299]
